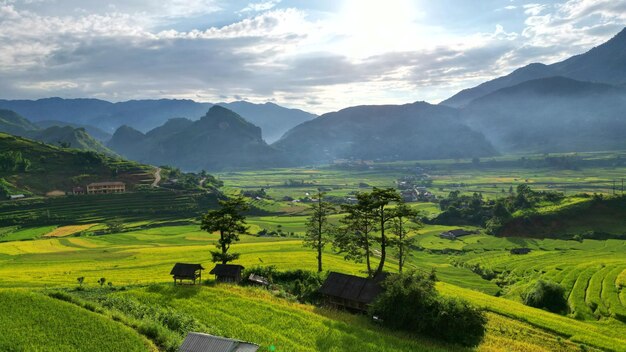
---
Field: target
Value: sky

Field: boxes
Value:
[0,0,625,114]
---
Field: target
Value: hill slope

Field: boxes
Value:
[461,76,626,153]
[442,27,626,107]
[108,106,285,171]
[0,132,153,195]
[273,102,496,164]
[37,120,112,142]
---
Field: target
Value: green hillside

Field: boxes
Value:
[497,195,626,239]
[0,132,153,196]
[0,290,153,351]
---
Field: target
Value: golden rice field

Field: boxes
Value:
[43,224,96,238]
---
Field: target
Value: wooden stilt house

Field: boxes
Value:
[170,263,204,285]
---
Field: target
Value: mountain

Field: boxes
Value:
[36,120,112,142]
[442,27,626,108]
[0,98,316,143]
[461,76,626,153]
[108,106,285,171]
[273,102,496,164]
[218,102,316,143]
[0,109,116,156]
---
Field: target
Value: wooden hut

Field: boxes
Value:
[179,332,259,352]
[210,264,245,283]
[170,263,204,285]
[318,272,386,313]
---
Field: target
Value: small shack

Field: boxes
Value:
[170,263,204,285]
[439,229,472,240]
[179,332,259,352]
[248,273,270,286]
[318,272,386,313]
[510,248,531,255]
[210,264,245,283]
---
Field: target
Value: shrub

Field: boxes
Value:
[522,280,568,313]
[369,271,486,347]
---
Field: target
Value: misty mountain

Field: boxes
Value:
[36,120,112,142]
[442,27,626,108]
[273,102,497,164]
[461,76,626,153]
[218,101,316,143]
[0,97,315,143]
[0,109,115,155]
[108,106,284,171]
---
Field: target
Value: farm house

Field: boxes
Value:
[319,272,386,313]
[170,263,204,285]
[439,229,472,240]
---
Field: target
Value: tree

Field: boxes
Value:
[98,277,106,287]
[370,271,486,347]
[390,202,421,273]
[77,276,85,287]
[303,190,335,272]
[105,219,125,234]
[333,192,377,277]
[522,280,568,313]
[370,187,401,276]
[201,197,249,264]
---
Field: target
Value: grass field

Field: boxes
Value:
[0,290,153,351]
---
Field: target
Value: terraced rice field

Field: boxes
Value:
[0,290,153,351]
[0,190,218,226]
[43,224,96,238]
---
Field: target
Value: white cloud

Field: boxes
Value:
[239,0,281,13]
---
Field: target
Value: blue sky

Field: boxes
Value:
[0,0,624,113]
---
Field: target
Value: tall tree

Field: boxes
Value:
[303,190,335,272]
[390,202,421,273]
[371,187,401,276]
[333,192,377,277]
[201,197,249,264]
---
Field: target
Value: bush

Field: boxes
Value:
[370,271,486,347]
[522,280,568,313]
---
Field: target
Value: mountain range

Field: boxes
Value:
[0,98,315,143]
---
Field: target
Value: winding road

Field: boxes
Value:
[152,167,161,187]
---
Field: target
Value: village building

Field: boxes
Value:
[318,272,386,313]
[210,264,245,283]
[86,181,125,194]
[8,194,25,200]
[510,248,532,255]
[179,332,259,352]
[439,229,472,240]
[170,263,204,285]
[72,186,85,195]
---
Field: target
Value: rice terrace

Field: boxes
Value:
[2,2,626,352]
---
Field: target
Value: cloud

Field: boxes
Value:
[239,0,281,13]
[0,0,624,114]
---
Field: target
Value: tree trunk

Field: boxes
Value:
[375,206,386,276]
[365,232,372,278]
[399,243,403,273]
[317,202,323,273]
[220,230,227,264]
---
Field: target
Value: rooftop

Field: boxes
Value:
[179,332,259,352]
[319,272,386,304]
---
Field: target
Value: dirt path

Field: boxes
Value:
[152,167,161,187]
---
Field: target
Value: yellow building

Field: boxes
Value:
[86,182,126,194]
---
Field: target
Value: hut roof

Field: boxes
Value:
[210,264,245,276]
[248,273,270,286]
[170,263,204,277]
[179,332,258,352]
[319,272,386,304]
[447,229,471,237]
